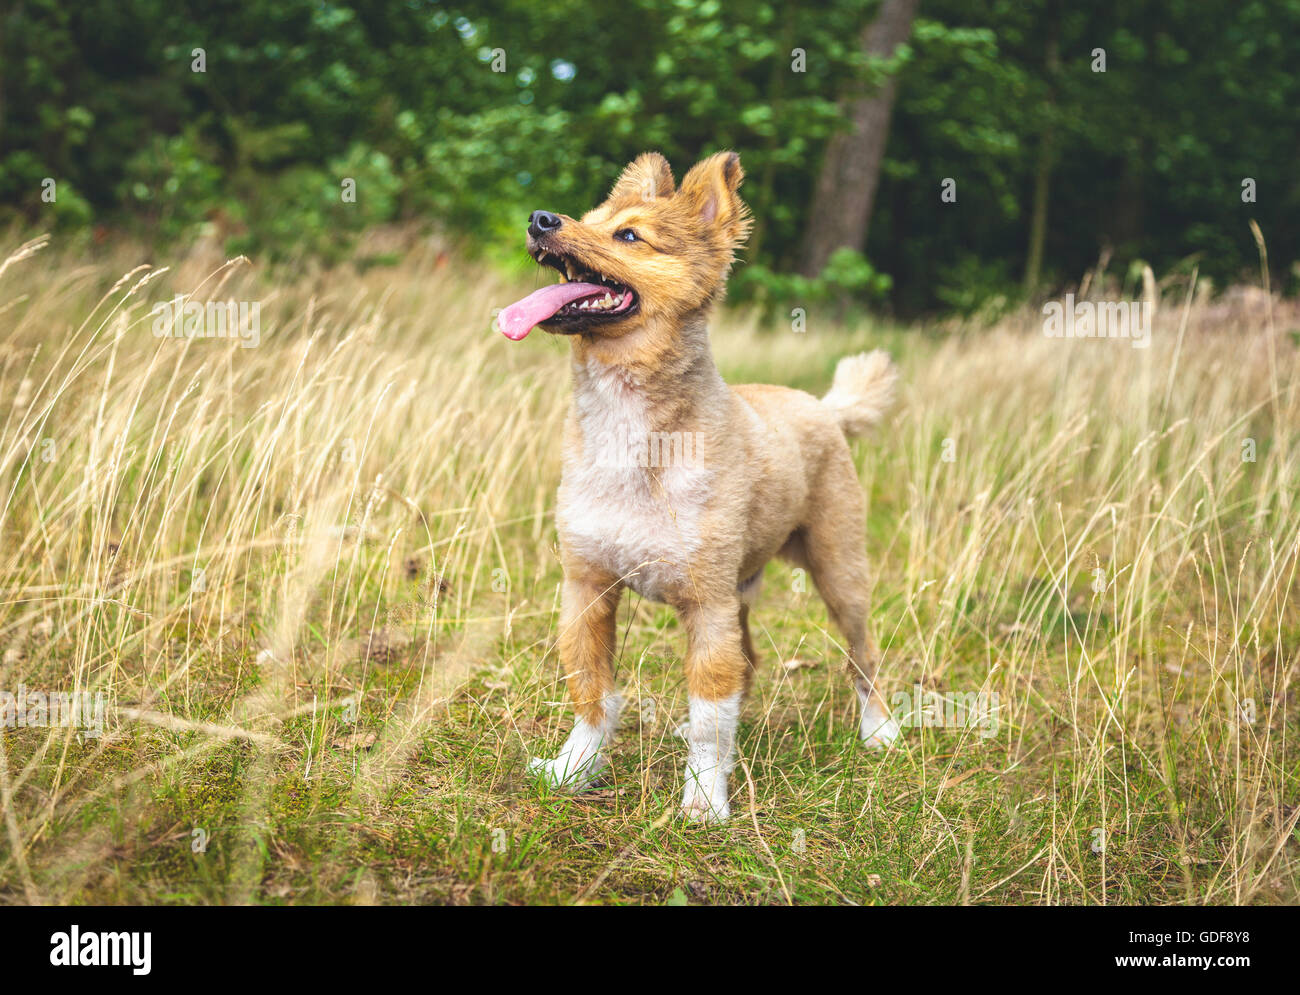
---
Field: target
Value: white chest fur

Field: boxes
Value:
[557,359,712,602]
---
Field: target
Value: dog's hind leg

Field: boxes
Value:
[739,604,758,693]
[529,566,624,790]
[738,570,763,695]
[801,455,900,750]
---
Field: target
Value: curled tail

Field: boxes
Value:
[821,350,898,438]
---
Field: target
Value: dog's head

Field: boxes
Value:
[498,151,751,341]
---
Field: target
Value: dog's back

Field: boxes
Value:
[732,348,898,493]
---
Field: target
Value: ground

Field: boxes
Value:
[0,235,1296,904]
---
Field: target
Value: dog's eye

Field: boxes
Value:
[614,228,639,243]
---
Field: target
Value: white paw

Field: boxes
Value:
[678,694,741,822]
[860,712,901,750]
[857,685,902,750]
[528,752,603,791]
[529,698,620,791]
[680,771,731,823]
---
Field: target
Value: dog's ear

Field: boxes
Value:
[608,152,675,203]
[678,151,752,247]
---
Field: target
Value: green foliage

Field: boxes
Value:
[3,0,1299,312]
[734,248,892,316]
[873,0,1300,309]
[931,253,1019,319]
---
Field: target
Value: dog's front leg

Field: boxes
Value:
[679,599,746,823]
[529,567,623,791]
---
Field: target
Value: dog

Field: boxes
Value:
[498,151,900,822]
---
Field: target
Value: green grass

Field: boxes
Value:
[0,233,1297,904]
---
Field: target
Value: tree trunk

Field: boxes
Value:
[799,0,921,277]
[1023,33,1059,294]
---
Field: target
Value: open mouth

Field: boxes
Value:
[497,249,639,340]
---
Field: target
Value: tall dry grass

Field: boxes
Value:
[0,233,1296,904]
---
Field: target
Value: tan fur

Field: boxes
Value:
[556,564,623,727]
[526,152,897,809]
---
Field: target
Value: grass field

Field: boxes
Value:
[1,233,1297,905]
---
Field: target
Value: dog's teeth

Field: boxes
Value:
[603,293,613,306]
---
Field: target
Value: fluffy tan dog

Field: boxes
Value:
[498,151,899,821]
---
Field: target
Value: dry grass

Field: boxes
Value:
[0,233,1296,905]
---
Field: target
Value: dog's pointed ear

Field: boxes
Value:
[608,152,675,203]
[678,151,752,247]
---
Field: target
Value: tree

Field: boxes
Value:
[799,0,921,276]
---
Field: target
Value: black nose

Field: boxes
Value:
[528,210,562,238]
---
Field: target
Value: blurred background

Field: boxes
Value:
[2,0,1297,318]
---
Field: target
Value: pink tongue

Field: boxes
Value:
[498,282,608,340]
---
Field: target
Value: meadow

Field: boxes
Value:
[0,231,1296,905]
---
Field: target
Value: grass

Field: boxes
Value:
[0,232,1297,905]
